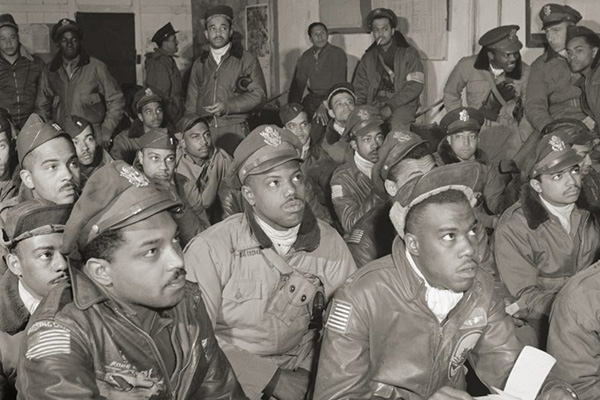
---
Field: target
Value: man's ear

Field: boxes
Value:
[241,184,256,206]
[6,253,23,278]
[350,139,358,152]
[328,108,335,119]
[137,150,144,164]
[384,179,398,197]
[530,178,542,193]
[20,169,34,190]
[405,233,420,257]
[84,258,114,288]
[137,112,143,123]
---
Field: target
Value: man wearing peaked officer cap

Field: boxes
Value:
[0,199,71,398]
[495,129,600,349]
[330,105,387,234]
[16,161,247,399]
[566,25,600,129]
[137,127,209,245]
[146,22,184,124]
[353,7,424,131]
[444,25,530,165]
[315,161,579,400]
[62,115,113,188]
[184,124,356,399]
[36,18,125,149]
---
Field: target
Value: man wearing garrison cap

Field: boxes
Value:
[137,127,208,244]
[495,126,600,349]
[186,4,267,155]
[444,25,531,165]
[16,161,246,399]
[145,22,183,124]
[35,18,124,149]
[0,199,71,398]
[330,105,387,235]
[184,124,355,399]
[62,115,113,188]
[353,7,424,131]
[315,162,577,400]
[566,25,600,127]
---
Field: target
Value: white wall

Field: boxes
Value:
[0,0,193,85]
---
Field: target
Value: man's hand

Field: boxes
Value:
[271,368,310,400]
[380,104,393,119]
[314,103,329,126]
[204,102,227,117]
[428,386,474,400]
[538,386,578,400]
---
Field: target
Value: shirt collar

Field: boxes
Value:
[18,280,41,315]
[489,63,504,78]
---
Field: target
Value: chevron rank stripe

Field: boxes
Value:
[325,300,353,334]
[25,328,71,360]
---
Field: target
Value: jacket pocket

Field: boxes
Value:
[81,92,105,124]
[223,280,262,304]
[222,279,263,326]
[266,273,314,326]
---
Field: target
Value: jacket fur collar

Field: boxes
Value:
[199,40,244,63]
[0,272,30,335]
[520,183,599,230]
[364,31,409,54]
[245,204,321,253]
[436,139,488,166]
[474,48,523,80]
[49,46,91,72]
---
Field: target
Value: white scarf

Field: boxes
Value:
[540,197,575,233]
[301,139,311,160]
[211,42,232,65]
[354,152,374,179]
[489,63,505,78]
[255,215,301,256]
[333,120,345,136]
[19,280,41,315]
[406,250,464,322]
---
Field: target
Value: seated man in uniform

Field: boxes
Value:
[494,129,600,349]
[17,161,246,399]
[314,163,576,400]
[111,87,167,164]
[330,105,387,235]
[61,115,113,188]
[137,127,208,245]
[184,125,356,399]
[175,114,232,224]
[0,200,71,399]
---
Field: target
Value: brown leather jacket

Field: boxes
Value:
[314,238,523,400]
[17,266,247,400]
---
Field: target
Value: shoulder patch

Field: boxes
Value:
[25,321,71,360]
[407,71,425,84]
[331,185,343,199]
[461,307,488,329]
[347,229,364,244]
[325,300,353,334]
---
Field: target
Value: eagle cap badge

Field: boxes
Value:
[119,165,149,187]
[544,4,552,16]
[459,109,470,122]
[549,135,566,152]
[357,109,370,121]
[260,126,282,147]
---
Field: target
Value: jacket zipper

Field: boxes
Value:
[115,308,175,397]
[12,68,20,121]
[213,59,222,128]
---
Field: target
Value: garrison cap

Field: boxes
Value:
[139,127,178,150]
[372,131,428,193]
[531,133,582,178]
[279,103,305,126]
[17,113,70,166]
[205,5,234,23]
[326,82,356,108]
[343,105,384,141]
[566,25,600,47]
[479,25,523,53]
[62,160,181,254]
[52,18,82,42]
[0,14,18,31]
[151,22,178,45]
[233,124,302,184]
[1,199,72,249]
[440,107,485,136]
[539,4,582,30]
[133,87,163,114]
[366,8,397,31]
[177,114,210,133]
[391,162,482,238]
[542,118,597,146]
[61,115,92,139]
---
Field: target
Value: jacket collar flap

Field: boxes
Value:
[71,264,109,310]
[200,40,244,63]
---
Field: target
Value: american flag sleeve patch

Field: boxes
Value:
[325,300,353,334]
[347,229,364,244]
[25,322,71,360]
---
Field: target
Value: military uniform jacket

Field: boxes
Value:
[525,49,587,132]
[494,185,600,319]
[313,238,523,400]
[183,208,356,399]
[580,54,600,127]
[17,266,246,400]
[145,48,183,123]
